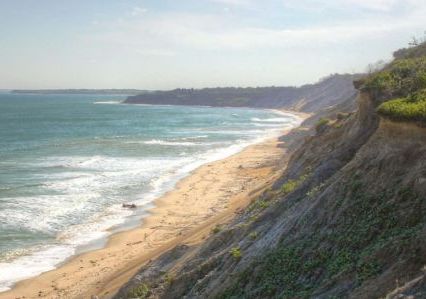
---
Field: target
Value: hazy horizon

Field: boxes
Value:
[4,73,350,91]
[1,0,425,90]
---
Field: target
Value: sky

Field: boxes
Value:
[0,0,425,90]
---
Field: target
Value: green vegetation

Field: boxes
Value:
[249,232,258,240]
[247,190,277,214]
[164,273,175,285]
[315,117,330,132]
[360,45,426,123]
[281,180,298,194]
[281,174,308,195]
[333,123,343,129]
[212,224,222,234]
[127,283,150,298]
[356,260,381,282]
[217,178,425,299]
[230,247,242,260]
[248,198,272,213]
[377,89,426,122]
[248,214,260,223]
[363,56,426,96]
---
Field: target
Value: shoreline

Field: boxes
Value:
[0,113,307,299]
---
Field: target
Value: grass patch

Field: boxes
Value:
[315,118,330,133]
[230,247,242,260]
[249,232,258,240]
[247,198,271,213]
[281,174,308,195]
[127,283,150,298]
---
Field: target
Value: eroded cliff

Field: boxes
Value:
[115,44,426,299]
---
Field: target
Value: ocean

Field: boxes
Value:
[0,92,301,291]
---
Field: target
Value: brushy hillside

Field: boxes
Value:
[115,44,426,299]
[359,42,426,124]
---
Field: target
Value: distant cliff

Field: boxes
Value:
[124,74,359,112]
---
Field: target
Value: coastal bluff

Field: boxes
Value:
[124,74,359,113]
[114,44,426,298]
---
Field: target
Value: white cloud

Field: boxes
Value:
[81,0,426,59]
[87,7,425,54]
[76,0,426,89]
[282,0,426,13]
[351,0,426,11]
[135,48,176,57]
[346,0,399,12]
[209,0,253,6]
[131,6,148,16]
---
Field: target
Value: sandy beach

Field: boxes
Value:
[0,117,305,299]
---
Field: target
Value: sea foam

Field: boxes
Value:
[0,101,302,291]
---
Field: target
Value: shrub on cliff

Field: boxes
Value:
[230,247,242,260]
[315,118,330,133]
[377,89,426,122]
[362,56,426,98]
[281,173,309,195]
[127,283,150,298]
[359,42,426,123]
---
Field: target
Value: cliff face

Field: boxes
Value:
[124,74,358,113]
[115,46,426,299]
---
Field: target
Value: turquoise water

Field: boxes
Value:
[0,92,300,290]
